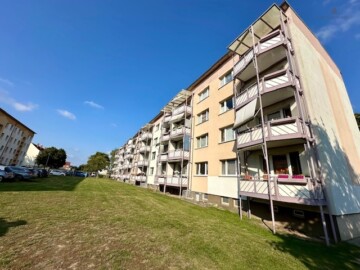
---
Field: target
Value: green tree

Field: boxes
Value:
[36,147,67,168]
[86,152,110,172]
[355,113,360,130]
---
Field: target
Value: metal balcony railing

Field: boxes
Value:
[237,118,305,149]
[170,127,191,138]
[172,105,192,116]
[238,175,325,205]
[168,150,190,160]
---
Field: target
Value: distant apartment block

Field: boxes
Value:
[22,143,45,167]
[111,2,360,243]
[0,108,35,166]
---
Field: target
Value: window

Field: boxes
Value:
[203,193,208,200]
[150,167,154,175]
[289,152,302,175]
[199,87,209,102]
[221,197,229,205]
[234,199,239,207]
[196,134,208,148]
[272,155,289,174]
[220,96,234,113]
[267,111,281,121]
[155,124,159,131]
[153,137,158,145]
[220,126,235,143]
[196,162,208,175]
[151,152,156,160]
[197,109,209,124]
[221,159,237,175]
[219,70,233,87]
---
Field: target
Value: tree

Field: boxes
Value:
[355,113,360,131]
[85,152,110,172]
[36,147,67,169]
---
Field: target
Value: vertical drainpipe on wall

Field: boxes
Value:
[250,25,276,234]
[232,53,243,220]
[188,93,195,199]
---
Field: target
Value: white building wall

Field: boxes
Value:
[147,116,163,186]
[22,143,41,167]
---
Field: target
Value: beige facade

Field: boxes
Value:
[0,109,35,166]
[111,3,360,242]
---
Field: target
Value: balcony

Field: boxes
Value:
[139,145,151,153]
[238,175,325,205]
[237,118,306,150]
[164,114,172,123]
[124,153,133,159]
[170,127,191,139]
[140,132,152,141]
[168,150,190,161]
[172,105,192,116]
[157,176,188,186]
[135,175,146,182]
[137,160,148,166]
[160,133,170,142]
[159,153,168,162]
[235,69,295,110]
[233,30,288,82]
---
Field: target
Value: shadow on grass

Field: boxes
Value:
[0,218,27,237]
[269,234,360,269]
[0,176,85,192]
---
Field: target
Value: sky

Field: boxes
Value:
[0,0,359,166]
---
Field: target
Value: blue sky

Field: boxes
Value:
[0,0,359,166]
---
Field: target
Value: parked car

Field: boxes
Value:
[38,169,48,178]
[0,166,15,182]
[6,166,32,181]
[49,169,66,176]
[74,171,87,177]
[27,168,39,178]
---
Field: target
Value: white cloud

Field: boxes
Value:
[0,90,38,112]
[57,109,76,120]
[0,77,14,87]
[316,1,360,42]
[13,102,38,112]
[84,100,104,109]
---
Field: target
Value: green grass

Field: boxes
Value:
[0,177,359,269]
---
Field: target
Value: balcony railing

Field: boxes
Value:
[235,69,293,109]
[139,145,151,153]
[135,175,146,182]
[124,154,133,159]
[170,127,191,138]
[159,154,168,161]
[137,160,148,166]
[238,175,325,205]
[156,176,188,186]
[140,132,152,141]
[160,134,170,142]
[164,114,172,123]
[237,118,305,149]
[233,30,285,78]
[168,150,190,160]
[172,105,192,116]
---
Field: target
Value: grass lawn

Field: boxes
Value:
[0,177,359,269]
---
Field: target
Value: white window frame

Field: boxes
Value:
[221,159,237,176]
[221,196,230,205]
[220,96,234,114]
[196,134,208,148]
[198,87,209,102]
[197,109,209,124]
[220,126,235,143]
[196,162,208,176]
[219,70,233,88]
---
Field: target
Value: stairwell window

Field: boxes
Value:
[219,70,233,88]
[197,109,209,124]
[197,134,208,148]
[196,162,208,176]
[220,126,235,143]
[199,87,209,102]
[221,159,237,176]
[220,96,234,114]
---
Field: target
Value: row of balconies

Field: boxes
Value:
[157,176,188,186]
[159,150,190,162]
[160,127,191,142]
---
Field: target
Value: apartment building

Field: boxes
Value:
[0,108,35,166]
[112,2,360,242]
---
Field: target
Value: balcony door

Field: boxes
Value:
[272,155,289,174]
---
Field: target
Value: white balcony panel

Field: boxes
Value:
[208,176,238,198]
[234,98,258,129]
